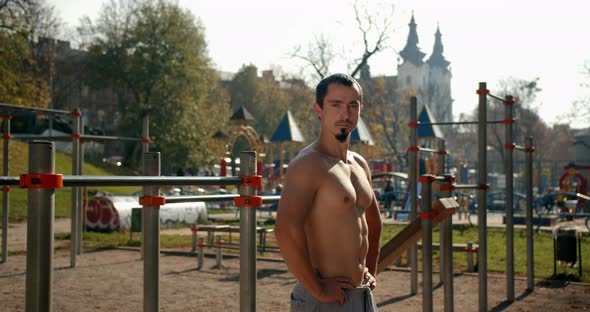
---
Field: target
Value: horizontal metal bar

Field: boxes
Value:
[12,135,72,141]
[12,134,143,142]
[418,147,438,154]
[0,176,20,185]
[166,194,280,204]
[514,145,526,151]
[0,103,71,115]
[419,120,506,126]
[61,176,244,187]
[487,93,505,102]
[82,135,143,142]
[454,184,481,190]
[0,176,244,187]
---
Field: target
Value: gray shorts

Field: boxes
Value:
[290,282,378,312]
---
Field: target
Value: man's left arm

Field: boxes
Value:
[365,191,382,276]
[356,154,382,276]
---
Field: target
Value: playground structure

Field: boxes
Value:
[373,83,536,312]
[0,143,274,312]
[0,103,150,268]
[0,82,565,312]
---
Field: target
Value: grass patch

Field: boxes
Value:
[1,140,141,222]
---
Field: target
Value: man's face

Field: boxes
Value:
[314,83,363,142]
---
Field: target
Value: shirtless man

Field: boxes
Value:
[275,73,382,311]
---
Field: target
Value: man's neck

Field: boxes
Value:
[316,132,350,161]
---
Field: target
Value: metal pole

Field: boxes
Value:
[143,152,160,312]
[196,237,204,270]
[421,175,434,312]
[239,151,257,312]
[2,116,10,263]
[70,109,80,267]
[525,137,534,291]
[477,82,488,312]
[77,113,85,255]
[141,113,150,259]
[437,140,446,283]
[25,141,56,312]
[409,96,418,295]
[441,174,454,312]
[504,95,515,301]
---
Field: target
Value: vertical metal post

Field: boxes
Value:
[77,114,84,255]
[1,116,10,263]
[409,96,418,295]
[25,141,56,312]
[143,152,160,312]
[70,109,81,267]
[525,137,534,291]
[215,234,223,268]
[437,140,446,283]
[441,175,454,312]
[239,151,257,312]
[141,113,150,259]
[420,175,434,312]
[477,82,488,312]
[504,95,515,301]
[196,237,204,270]
[467,242,474,272]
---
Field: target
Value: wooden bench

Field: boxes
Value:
[191,225,274,252]
[416,242,479,272]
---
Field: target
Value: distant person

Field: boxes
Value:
[275,73,382,311]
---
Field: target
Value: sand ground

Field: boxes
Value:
[1,219,589,311]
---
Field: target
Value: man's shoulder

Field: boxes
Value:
[290,148,325,168]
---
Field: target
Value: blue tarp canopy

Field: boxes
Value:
[417,105,443,139]
[270,111,305,142]
[351,117,374,145]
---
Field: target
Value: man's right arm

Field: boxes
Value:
[275,157,324,297]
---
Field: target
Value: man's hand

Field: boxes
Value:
[362,267,377,290]
[316,276,354,304]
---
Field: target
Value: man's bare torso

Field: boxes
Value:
[294,145,374,286]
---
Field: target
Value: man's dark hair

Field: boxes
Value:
[315,73,363,108]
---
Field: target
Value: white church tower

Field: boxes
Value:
[397,14,453,124]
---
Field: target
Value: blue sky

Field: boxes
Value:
[49,0,590,128]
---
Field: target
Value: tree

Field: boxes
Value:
[0,0,59,106]
[79,0,230,172]
[567,62,590,128]
[291,0,393,81]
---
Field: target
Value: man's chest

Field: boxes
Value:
[320,162,373,209]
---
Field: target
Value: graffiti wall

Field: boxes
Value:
[86,196,208,231]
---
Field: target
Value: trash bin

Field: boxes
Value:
[553,226,582,276]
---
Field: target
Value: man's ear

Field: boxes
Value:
[360,104,364,113]
[313,103,322,120]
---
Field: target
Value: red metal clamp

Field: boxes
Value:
[1,116,13,120]
[143,137,151,143]
[476,88,489,95]
[525,147,535,153]
[465,247,479,253]
[190,226,198,232]
[71,133,81,139]
[439,184,456,191]
[504,143,515,150]
[241,176,262,187]
[479,184,490,190]
[234,196,262,207]
[503,118,515,124]
[139,196,166,206]
[2,135,10,140]
[419,212,437,219]
[71,111,82,117]
[418,175,436,183]
[213,239,224,246]
[437,149,448,155]
[407,121,419,128]
[196,242,206,249]
[19,174,63,189]
[408,146,420,152]
[503,98,516,105]
[2,187,10,192]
